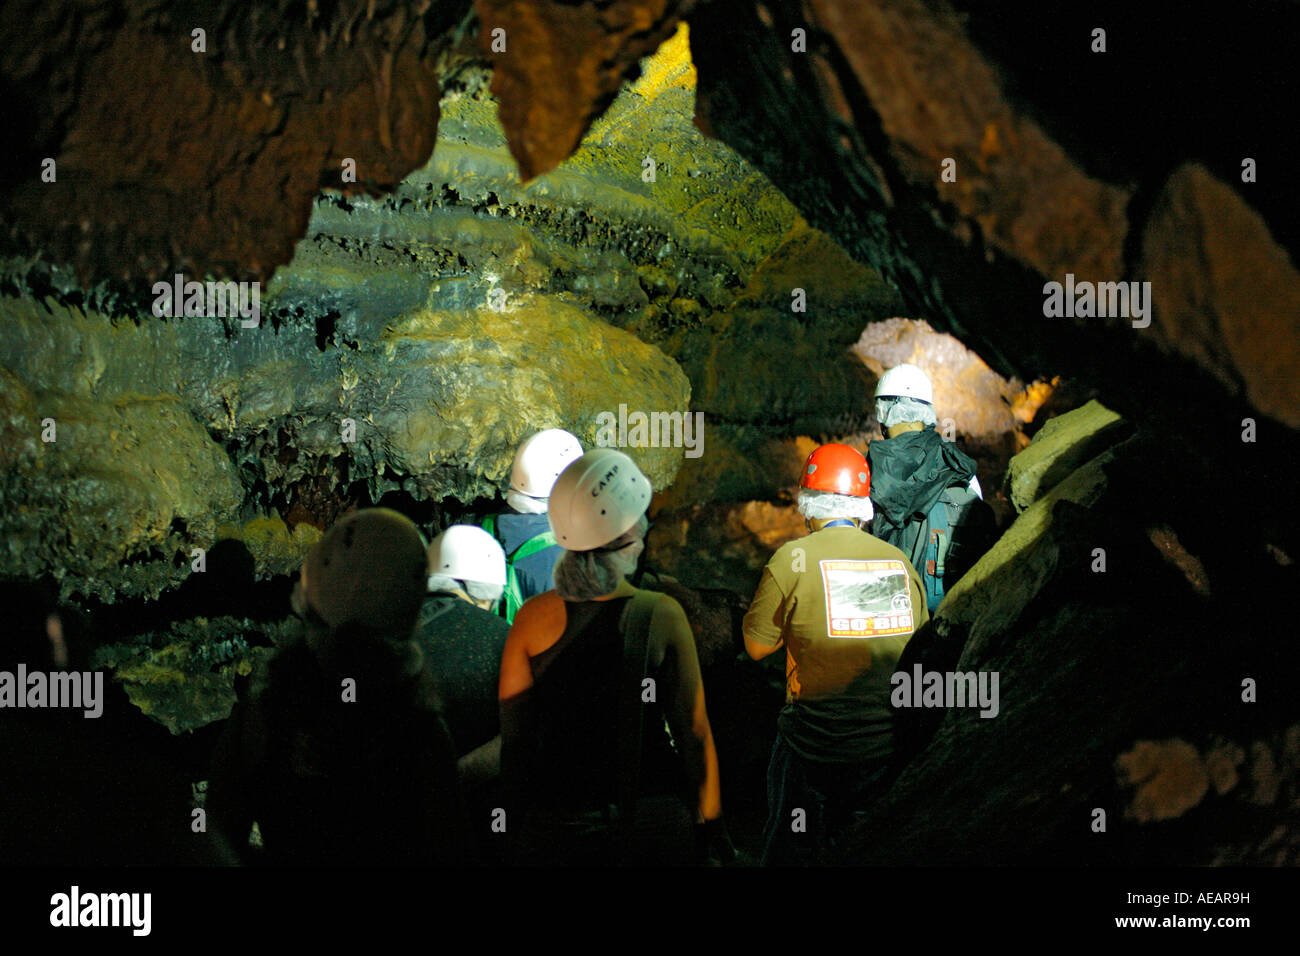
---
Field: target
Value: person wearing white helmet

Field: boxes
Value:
[415,524,513,862]
[498,448,734,866]
[416,526,511,759]
[868,363,993,613]
[484,428,585,624]
[426,525,507,610]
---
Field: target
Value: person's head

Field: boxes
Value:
[874,363,936,437]
[426,525,507,610]
[295,508,429,672]
[797,443,874,531]
[547,449,652,600]
[508,428,584,514]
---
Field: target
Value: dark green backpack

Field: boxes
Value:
[897,483,993,613]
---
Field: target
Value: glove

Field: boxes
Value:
[694,816,738,866]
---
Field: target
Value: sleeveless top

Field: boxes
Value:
[527,596,681,811]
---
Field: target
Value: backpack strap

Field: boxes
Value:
[614,589,658,857]
[502,531,557,623]
[511,530,557,563]
[479,516,509,619]
[927,490,953,581]
[481,514,557,623]
[903,511,930,575]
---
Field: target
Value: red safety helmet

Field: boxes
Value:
[799,443,870,497]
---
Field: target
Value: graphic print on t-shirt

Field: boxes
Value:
[819,559,914,638]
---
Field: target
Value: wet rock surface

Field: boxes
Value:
[90,618,285,735]
[2,25,898,600]
[0,290,689,600]
[0,0,459,285]
[0,360,245,602]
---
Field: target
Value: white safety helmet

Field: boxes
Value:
[874,363,934,404]
[510,429,585,499]
[427,525,507,589]
[547,449,652,551]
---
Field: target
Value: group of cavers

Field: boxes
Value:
[5,363,995,867]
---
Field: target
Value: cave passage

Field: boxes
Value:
[1,1,1298,891]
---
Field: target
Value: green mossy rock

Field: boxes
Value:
[1005,399,1127,513]
[91,617,293,734]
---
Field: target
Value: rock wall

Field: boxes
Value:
[4,0,1296,432]
[844,402,1300,865]
[0,289,690,601]
[0,0,462,285]
[688,0,1300,427]
[1,23,897,601]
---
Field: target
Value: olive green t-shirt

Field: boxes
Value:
[743,526,928,763]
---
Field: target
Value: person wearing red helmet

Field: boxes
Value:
[743,443,928,865]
